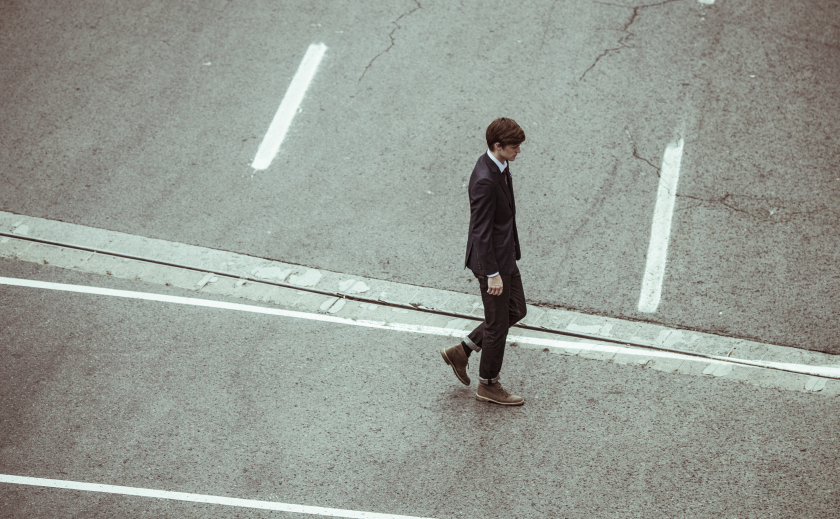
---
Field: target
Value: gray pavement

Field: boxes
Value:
[2,0,840,516]
[2,258,840,518]
[1,0,838,352]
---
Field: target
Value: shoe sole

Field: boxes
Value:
[440,349,470,386]
[475,394,525,406]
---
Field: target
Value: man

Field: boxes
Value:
[441,117,527,406]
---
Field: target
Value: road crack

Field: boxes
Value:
[358,0,422,84]
[625,128,660,176]
[678,193,758,219]
[580,0,680,81]
[676,193,840,228]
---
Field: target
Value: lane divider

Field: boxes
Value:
[252,43,327,170]
[3,276,839,380]
[639,138,684,313]
[0,474,436,519]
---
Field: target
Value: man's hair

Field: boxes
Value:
[486,117,525,150]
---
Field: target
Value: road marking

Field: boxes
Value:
[638,138,684,313]
[3,276,839,379]
[251,43,327,170]
[6,209,834,383]
[0,475,435,519]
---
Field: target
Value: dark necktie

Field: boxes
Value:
[503,168,509,186]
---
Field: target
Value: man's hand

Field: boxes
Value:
[487,275,503,296]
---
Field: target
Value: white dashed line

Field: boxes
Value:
[638,138,684,313]
[3,276,839,379]
[251,43,327,170]
[0,475,436,519]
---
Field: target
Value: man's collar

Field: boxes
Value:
[486,149,507,173]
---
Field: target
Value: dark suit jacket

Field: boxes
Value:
[464,152,521,276]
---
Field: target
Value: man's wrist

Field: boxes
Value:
[487,272,500,278]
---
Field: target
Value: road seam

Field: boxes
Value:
[1,210,838,395]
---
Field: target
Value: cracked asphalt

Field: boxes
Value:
[2,1,840,515]
[358,0,422,85]
[578,0,683,81]
[2,0,838,353]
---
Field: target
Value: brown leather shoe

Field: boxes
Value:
[475,381,524,406]
[441,343,470,385]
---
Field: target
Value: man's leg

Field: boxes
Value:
[463,321,484,356]
[465,265,526,360]
[475,273,511,381]
[470,271,524,405]
[507,267,527,328]
[441,272,491,386]
[446,268,526,403]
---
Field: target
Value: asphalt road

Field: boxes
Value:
[2,1,840,515]
[2,258,839,518]
[1,0,839,352]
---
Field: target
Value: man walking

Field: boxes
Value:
[441,117,527,406]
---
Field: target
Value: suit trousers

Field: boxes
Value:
[465,264,527,381]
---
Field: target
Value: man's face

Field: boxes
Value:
[494,143,522,163]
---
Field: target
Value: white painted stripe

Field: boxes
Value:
[638,138,684,313]
[3,276,839,379]
[251,43,327,170]
[0,475,435,519]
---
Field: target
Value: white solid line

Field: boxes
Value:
[251,43,327,170]
[3,276,840,379]
[0,475,435,519]
[638,138,684,313]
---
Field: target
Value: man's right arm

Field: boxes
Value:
[471,176,499,276]
[472,177,503,295]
